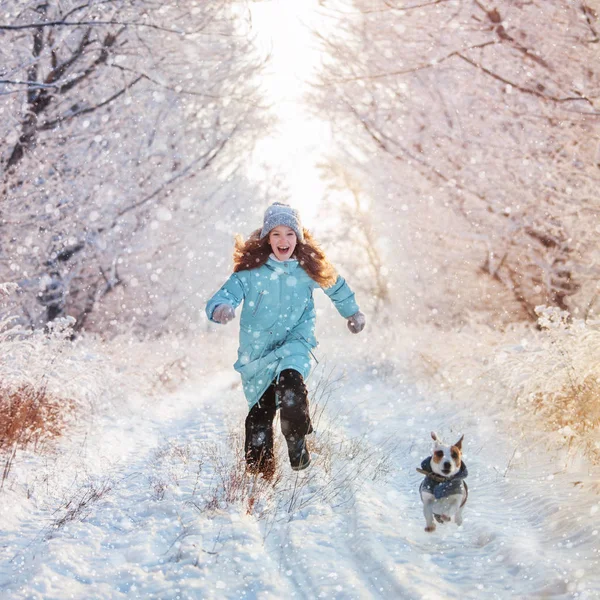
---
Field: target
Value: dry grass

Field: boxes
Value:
[533,375,600,433]
[194,371,393,533]
[155,357,190,393]
[148,441,203,501]
[48,479,113,538]
[199,432,281,518]
[0,383,74,487]
[0,383,72,451]
[409,308,600,466]
[532,375,600,462]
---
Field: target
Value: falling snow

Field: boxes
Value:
[1,0,600,598]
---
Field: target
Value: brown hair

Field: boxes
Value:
[233,228,337,288]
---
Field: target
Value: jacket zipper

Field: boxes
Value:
[296,332,319,365]
[252,291,265,316]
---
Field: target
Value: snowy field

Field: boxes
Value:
[1,336,599,600]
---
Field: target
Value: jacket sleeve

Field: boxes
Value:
[321,275,359,319]
[205,273,245,323]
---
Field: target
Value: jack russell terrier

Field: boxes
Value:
[418,431,468,532]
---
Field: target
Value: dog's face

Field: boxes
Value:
[429,431,463,477]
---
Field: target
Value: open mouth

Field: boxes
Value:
[277,246,290,254]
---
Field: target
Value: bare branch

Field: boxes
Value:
[44,27,92,85]
[319,41,497,84]
[580,1,599,43]
[320,0,453,14]
[0,80,59,90]
[38,75,143,130]
[457,53,596,107]
[113,125,239,225]
[0,20,184,34]
[54,29,122,94]
[382,0,452,8]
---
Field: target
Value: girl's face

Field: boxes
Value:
[269,225,297,261]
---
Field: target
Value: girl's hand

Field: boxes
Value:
[213,304,235,324]
[347,311,366,334]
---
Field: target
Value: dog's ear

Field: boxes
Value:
[431,431,439,442]
[454,434,464,450]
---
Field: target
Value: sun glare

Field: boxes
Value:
[248,0,330,227]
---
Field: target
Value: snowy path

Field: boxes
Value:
[1,365,599,599]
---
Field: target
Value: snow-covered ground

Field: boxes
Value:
[1,335,599,600]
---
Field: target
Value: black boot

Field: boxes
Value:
[277,369,313,471]
[286,435,311,471]
[245,387,277,479]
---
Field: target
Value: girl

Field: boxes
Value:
[206,202,365,478]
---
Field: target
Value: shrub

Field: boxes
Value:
[0,383,72,452]
[411,306,600,465]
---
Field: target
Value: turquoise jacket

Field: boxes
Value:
[206,256,359,410]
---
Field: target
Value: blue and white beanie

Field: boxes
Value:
[260,202,304,243]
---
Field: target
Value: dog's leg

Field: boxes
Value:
[455,494,466,526]
[444,496,461,525]
[421,491,436,532]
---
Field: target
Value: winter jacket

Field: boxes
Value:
[419,457,468,499]
[206,256,359,410]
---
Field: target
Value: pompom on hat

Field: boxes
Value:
[260,202,304,243]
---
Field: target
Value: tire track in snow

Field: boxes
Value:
[266,478,393,600]
[259,419,416,599]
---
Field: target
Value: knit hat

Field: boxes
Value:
[260,202,304,243]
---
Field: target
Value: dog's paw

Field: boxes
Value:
[424,524,436,532]
[455,515,463,526]
[441,514,451,523]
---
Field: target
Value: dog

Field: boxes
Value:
[418,431,468,532]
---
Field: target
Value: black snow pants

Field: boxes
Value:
[244,369,313,477]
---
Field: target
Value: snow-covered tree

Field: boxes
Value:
[314,0,600,326]
[0,1,266,333]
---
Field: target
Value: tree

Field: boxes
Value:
[0,0,266,333]
[314,0,600,326]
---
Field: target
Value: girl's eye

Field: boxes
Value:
[434,450,444,458]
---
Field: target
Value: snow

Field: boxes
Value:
[1,336,599,599]
[2,1,600,598]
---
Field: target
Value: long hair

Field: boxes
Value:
[233,228,337,288]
